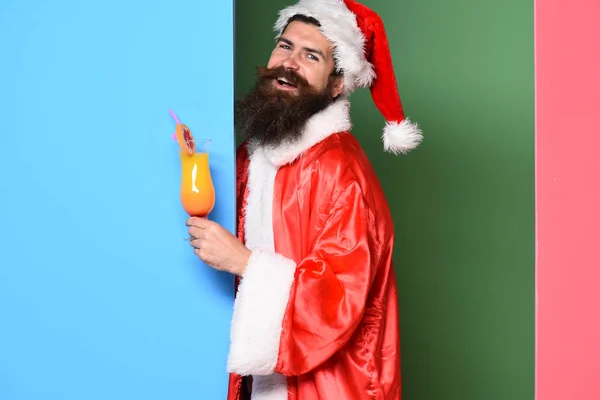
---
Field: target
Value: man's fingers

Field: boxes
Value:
[191,240,210,262]
[186,216,209,227]
[194,248,203,259]
[188,226,206,239]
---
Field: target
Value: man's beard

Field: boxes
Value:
[234,65,340,148]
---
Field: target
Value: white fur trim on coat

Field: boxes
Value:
[227,249,296,376]
[382,119,423,155]
[227,146,296,399]
[256,99,352,167]
[274,0,375,93]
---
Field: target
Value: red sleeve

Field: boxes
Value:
[227,180,379,377]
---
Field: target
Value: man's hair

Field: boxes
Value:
[287,13,321,28]
[281,14,343,76]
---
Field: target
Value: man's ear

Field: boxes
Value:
[331,75,345,98]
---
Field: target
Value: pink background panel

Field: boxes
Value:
[536,0,600,399]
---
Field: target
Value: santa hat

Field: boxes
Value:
[274,0,423,154]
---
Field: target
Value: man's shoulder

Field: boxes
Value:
[306,132,393,225]
[307,131,374,175]
[303,132,388,200]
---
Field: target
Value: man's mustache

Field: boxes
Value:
[256,66,309,89]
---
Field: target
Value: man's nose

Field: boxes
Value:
[281,54,300,70]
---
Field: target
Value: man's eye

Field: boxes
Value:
[308,54,319,61]
[279,44,291,50]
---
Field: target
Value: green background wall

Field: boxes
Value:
[235,1,535,399]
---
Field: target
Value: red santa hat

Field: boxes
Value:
[274,0,423,154]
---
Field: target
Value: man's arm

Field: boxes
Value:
[227,180,380,377]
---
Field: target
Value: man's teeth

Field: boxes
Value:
[278,78,293,86]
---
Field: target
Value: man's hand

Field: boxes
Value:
[186,217,251,276]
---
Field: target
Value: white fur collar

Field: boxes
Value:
[247,99,352,167]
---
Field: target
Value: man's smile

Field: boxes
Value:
[274,77,298,91]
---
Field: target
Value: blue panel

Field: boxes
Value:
[0,0,235,398]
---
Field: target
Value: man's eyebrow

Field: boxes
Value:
[277,37,327,60]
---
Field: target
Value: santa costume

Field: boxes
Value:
[226,0,422,399]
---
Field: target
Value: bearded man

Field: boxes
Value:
[186,0,423,399]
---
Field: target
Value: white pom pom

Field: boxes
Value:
[382,119,423,155]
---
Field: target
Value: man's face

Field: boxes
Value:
[267,21,343,97]
[234,20,345,148]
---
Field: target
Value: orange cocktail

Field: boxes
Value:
[179,144,215,217]
[174,121,215,217]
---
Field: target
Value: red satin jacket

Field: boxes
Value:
[225,99,401,400]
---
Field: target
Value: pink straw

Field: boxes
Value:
[169,109,180,141]
[169,109,181,124]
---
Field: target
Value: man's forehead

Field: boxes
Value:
[281,21,331,46]
[279,21,333,55]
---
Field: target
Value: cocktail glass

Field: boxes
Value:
[178,139,215,218]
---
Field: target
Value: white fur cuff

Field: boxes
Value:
[227,249,297,376]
